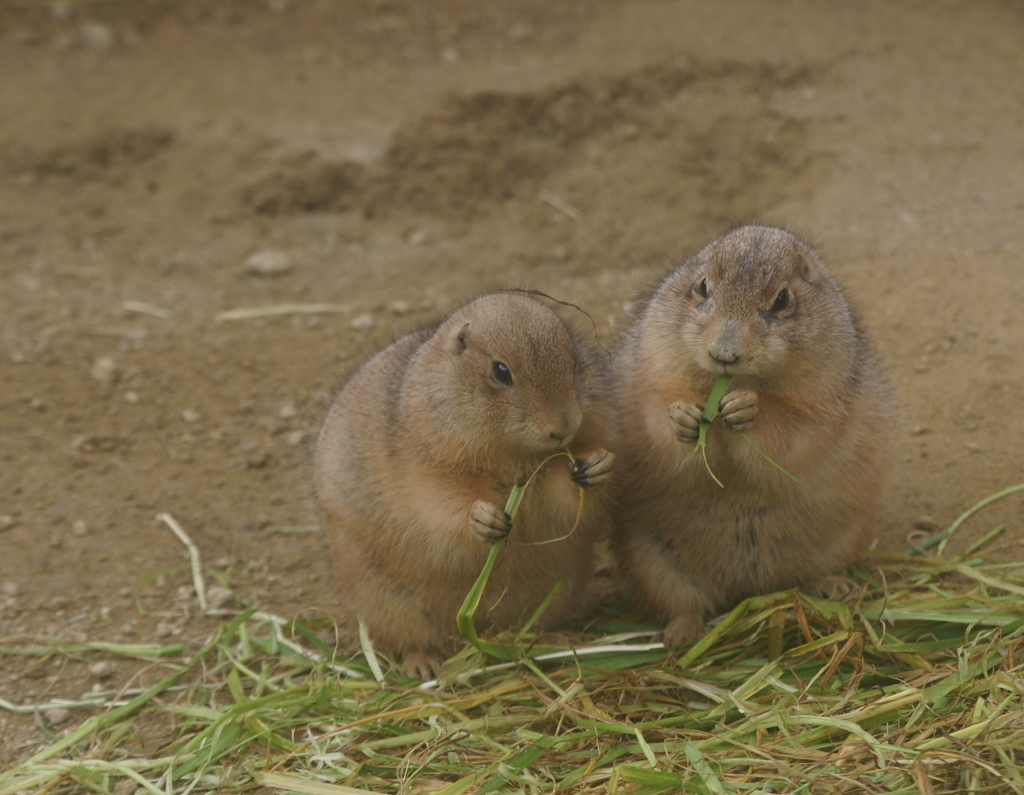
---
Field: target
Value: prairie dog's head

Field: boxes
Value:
[408,293,593,460]
[644,226,856,386]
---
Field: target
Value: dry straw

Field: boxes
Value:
[3,491,1023,793]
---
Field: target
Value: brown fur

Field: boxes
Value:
[314,293,617,677]
[612,226,895,647]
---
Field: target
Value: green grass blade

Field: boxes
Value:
[456,450,579,661]
[694,374,733,487]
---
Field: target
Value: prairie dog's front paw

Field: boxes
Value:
[669,400,704,443]
[470,500,512,542]
[720,389,758,431]
[571,449,616,489]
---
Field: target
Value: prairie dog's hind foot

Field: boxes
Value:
[572,449,616,488]
[808,575,861,602]
[669,400,704,443]
[661,609,705,649]
[402,649,445,680]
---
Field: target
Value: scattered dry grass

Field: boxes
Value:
[2,488,1023,795]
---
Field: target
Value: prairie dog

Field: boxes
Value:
[314,293,617,677]
[612,226,895,647]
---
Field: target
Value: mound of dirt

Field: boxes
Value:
[240,60,829,223]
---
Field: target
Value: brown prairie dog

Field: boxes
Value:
[612,226,895,648]
[314,292,617,678]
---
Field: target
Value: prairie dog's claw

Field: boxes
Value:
[572,449,616,488]
[471,499,511,542]
[720,389,758,431]
[669,401,704,443]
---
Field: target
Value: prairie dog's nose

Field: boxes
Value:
[550,405,582,444]
[708,344,740,365]
[708,320,743,365]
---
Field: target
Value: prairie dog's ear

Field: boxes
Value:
[444,321,472,354]
[792,240,821,282]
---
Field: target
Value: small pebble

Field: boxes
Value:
[388,299,413,316]
[285,430,306,446]
[247,451,271,469]
[89,661,114,680]
[205,585,235,610]
[71,519,88,537]
[123,391,139,404]
[113,778,139,795]
[278,401,298,420]
[46,708,72,726]
[79,20,115,50]
[913,516,937,532]
[243,249,293,277]
[182,409,202,423]
[0,515,14,532]
[90,356,118,385]
[1,582,18,597]
[350,313,375,331]
[406,228,430,246]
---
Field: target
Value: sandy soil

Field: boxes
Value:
[1,0,1022,767]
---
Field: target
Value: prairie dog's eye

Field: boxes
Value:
[492,360,514,386]
[770,288,791,313]
[696,278,709,299]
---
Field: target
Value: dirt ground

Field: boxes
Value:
[1,0,1022,768]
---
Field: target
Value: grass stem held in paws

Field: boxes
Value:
[694,374,733,488]
[457,451,580,660]
[694,374,798,485]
